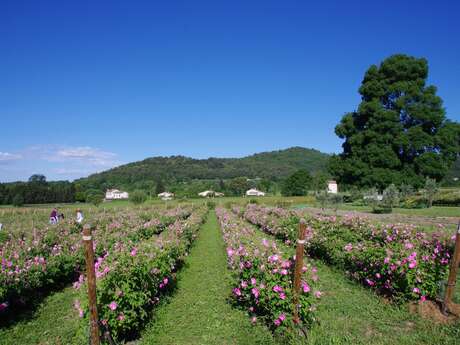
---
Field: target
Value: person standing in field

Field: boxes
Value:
[49,208,58,224]
[76,209,84,224]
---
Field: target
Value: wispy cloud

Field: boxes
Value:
[0,152,22,162]
[0,145,121,182]
[54,146,118,167]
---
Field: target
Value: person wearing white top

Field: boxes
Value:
[76,209,84,223]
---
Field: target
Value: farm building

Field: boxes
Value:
[246,188,265,197]
[105,189,129,200]
[327,181,338,194]
[158,192,174,200]
[198,190,225,198]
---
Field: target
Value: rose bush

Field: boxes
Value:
[73,208,207,342]
[0,206,192,313]
[240,204,454,302]
[216,207,319,336]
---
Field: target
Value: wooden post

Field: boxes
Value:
[83,224,100,345]
[442,221,460,315]
[293,219,307,324]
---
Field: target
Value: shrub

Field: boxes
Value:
[12,194,24,207]
[130,190,147,205]
[382,184,399,210]
[328,193,343,212]
[424,178,438,208]
[242,204,453,302]
[206,201,216,209]
[86,194,103,207]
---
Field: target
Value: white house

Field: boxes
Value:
[198,190,225,198]
[105,189,129,200]
[327,180,338,194]
[245,188,265,197]
[158,192,174,201]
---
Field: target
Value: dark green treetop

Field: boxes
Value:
[330,54,460,188]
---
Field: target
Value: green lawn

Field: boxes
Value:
[0,287,79,345]
[139,212,276,345]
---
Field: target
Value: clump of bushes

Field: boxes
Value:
[130,190,148,205]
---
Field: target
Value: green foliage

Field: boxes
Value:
[28,174,46,183]
[382,184,399,209]
[424,178,438,208]
[75,147,329,194]
[0,176,75,205]
[311,172,330,192]
[12,194,24,207]
[399,183,414,200]
[328,193,343,212]
[206,200,216,209]
[281,170,312,196]
[86,190,104,207]
[228,177,250,196]
[330,54,460,189]
[130,190,148,205]
[315,190,328,209]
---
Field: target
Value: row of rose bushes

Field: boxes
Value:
[216,207,320,337]
[239,204,454,302]
[73,207,207,342]
[0,206,192,310]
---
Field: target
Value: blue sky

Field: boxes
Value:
[1,0,459,182]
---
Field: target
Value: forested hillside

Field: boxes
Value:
[75,147,329,191]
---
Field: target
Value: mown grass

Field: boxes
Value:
[0,287,79,345]
[139,212,276,345]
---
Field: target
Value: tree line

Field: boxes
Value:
[0,174,76,206]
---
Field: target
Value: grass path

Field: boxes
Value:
[0,287,79,345]
[139,211,276,345]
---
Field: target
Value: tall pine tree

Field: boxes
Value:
[330,54,460,189]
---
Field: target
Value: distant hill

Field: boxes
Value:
[75,147,330,190]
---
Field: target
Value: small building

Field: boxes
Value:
[105,189,129,200]
[245,188,265,197]
[158,192,174,201]
[327,180,338,194]
[198,190,225,198]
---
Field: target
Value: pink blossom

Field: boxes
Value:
[251,316,257,323]
[413,287,420,294]
[251,288,260,298]
[314,291,322,298]
[109,301,117,311]
[279,292,286,300]
[408,261,417,269]
[117,313,125,321]
[250,277,257,285]
[279,313,286,321]
[344,243,353,252]
[301,281,310,293]
[273,285,283,293]
[130,248,137,256]
[384,257,390,264]
[274,319,281,326]
[233,287,242,297]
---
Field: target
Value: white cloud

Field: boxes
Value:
[55,146,117,167]
[0,152,22,162]
[0,145,121,181]
[54,168,92,175]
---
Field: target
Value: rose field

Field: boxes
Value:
[0,201,459,344]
